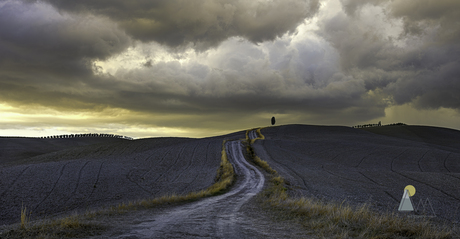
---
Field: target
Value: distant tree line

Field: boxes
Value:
[385,122,407,126]
[353,121,382,128]
[353,122,406,128]
[40,133,133,140]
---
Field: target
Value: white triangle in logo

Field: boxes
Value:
[398,189,414,211]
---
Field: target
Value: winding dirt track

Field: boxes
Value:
[116,141,265,239]
[249,130,258,140]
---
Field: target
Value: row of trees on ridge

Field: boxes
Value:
[353,122,407,128]
[40,133,133,140]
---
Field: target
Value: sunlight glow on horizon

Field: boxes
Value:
[1,0,459,139]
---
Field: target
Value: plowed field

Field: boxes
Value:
[0,133,244,226]
[1,125,459,237]
[253,125,460,223]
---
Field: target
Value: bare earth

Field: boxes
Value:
[0,137,222,226]
[104,141,266,238]
[253,125,460,224]
[0,124,459,237]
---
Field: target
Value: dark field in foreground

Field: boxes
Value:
[253,125,460,224]
[0,131,245,226]
[1,124,459,231]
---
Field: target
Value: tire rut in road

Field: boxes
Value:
[249,130,258,140]
[116,141,265,239]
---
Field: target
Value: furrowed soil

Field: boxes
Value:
[1,124,459,238]
[0,132,243,227]
[252,124,460,225]
[92,141,311,238]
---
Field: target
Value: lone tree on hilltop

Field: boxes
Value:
[271,116,276,126]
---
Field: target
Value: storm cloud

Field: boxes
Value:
[0,0,131,101]
[318,0,460,110]
[24,0,321,50]
[0,0,459,137]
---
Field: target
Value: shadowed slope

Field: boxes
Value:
[0,137,125,166]
[0,137,198,167]
[363,125,460,153]
[252,124,460,224]
[0,133,246,226]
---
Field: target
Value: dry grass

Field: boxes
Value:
[256,128,265,140]
[248,127,266,144]
[90,140,234,214]
[247,128,455,239]
[110,140,234,212]
[264,193,453,238]
[1,215,106,239]
[3,140,235,239]
[20,204,29,230]
[254,156,277,175]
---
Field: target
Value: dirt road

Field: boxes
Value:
[249,130,258,140]
[115,140,265,238]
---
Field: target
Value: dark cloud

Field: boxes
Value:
[93,37,378,123]
[24,0,320,50]
[341,0,460,43]
[391,0,460,46]
[388,59,460,109]
[143,59,153,67]
[1,0,459,136]
[0,0,132,87]
[0,27,376,129]
[317,0,460,111]
[0,2,131,60]
[340,0,387,16]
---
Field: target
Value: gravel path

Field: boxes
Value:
[113,140,265,238]
[2,125,458,237]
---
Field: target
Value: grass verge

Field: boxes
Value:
[248,127,266,144]
[245,128,455,238]
[2,140,235,239]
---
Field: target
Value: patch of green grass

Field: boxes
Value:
[4,140,235,238]
[247,128,455,239]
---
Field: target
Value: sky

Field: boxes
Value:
[0,0,459,139]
